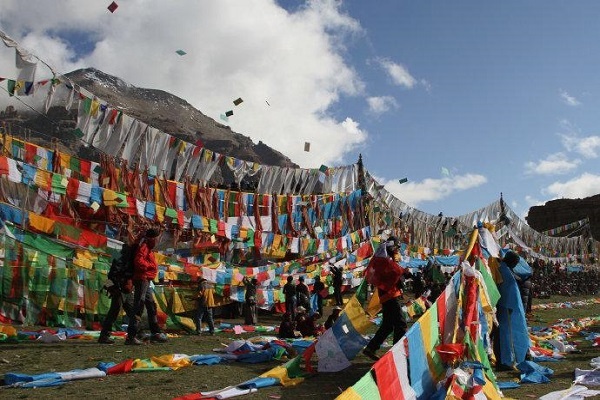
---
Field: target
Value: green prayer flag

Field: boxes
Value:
[69,157,81,172]
[475,258,500,306]
[355,279,368,307]
[209,219,218,234]
[351,371,381,399]
[7,79,15,96]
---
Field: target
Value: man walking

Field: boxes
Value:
[126,228,167,344]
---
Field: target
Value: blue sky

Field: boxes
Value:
[0,0,599,220]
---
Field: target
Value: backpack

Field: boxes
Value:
[107,242,138,293]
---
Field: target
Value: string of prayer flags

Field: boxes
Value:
[107,2,118,13]
[233,97,243,106]
[176,50,187,56]
[304,142,311,152]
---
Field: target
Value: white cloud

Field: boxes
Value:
[559,89,581,106]
[384,173,487,208]
[561,134,600,158]
[543,173,600,199]
[366,95,398,115]
[524,152,580,175]
[0,0,368,168]
[376,58,417,88]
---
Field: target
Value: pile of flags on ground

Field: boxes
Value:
[1,337,300,389]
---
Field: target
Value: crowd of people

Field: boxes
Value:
[99,227,347,343]
[530,261,600,298]
[99,228,598,347]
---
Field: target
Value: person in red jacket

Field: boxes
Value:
[362,236,408,361]
[126,228,167,345]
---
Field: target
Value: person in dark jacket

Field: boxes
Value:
[278,312,298,339]
[296,276,310,311]
[99,235,137,344]
[194,278,214,335]
[283,276,296,318]
[312,275,326,316]
[331,264,344,306]
[243,277,258,325]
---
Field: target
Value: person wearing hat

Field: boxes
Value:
[362,236,408,361]
[193,278,214,335]
[126,228,167,344]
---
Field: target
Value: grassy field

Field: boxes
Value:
[0,295,599,400]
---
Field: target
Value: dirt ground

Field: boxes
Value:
[0,297,599,400]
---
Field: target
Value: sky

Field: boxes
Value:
[0,0,599,221]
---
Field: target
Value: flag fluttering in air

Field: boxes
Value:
[107,2,118,13]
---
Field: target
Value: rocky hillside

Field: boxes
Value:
[3,68,296,174]
[526,194,600,241]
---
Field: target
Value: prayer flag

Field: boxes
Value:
[107,1,118,13]
[406,321,435,398]
[225,110,234,117]
[259,355,305,386]
[176,49,187,56]
[338,371,381,400]
[304,142,310,152]
[233,97,243,106]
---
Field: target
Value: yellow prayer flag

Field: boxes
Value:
[34,170,52,191]
[155,204,165,223]
[366,289,382,317]
[342,296,371,334]
[151,354,191,370]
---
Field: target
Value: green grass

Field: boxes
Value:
[0,297,599,400]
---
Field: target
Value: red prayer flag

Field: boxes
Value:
[107,359,133,375]
[107,1,118,13]
[373,352,407,400]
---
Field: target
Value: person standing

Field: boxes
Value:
[296,276,310,311]
[283,276,297,318]
[194,278,214,335]
[98,241,137,344]
[242,277,258,325]
[331,264,344,306]
[312,275,325,316]
[126,228,167,345]
[362,237,407,361]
